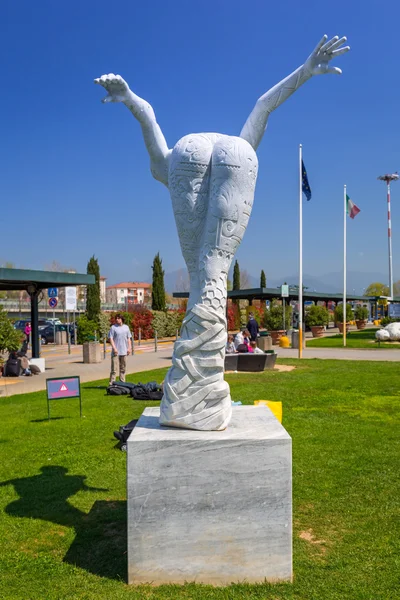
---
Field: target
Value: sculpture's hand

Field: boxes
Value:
[94,73,131,103]
[304,35,350,76]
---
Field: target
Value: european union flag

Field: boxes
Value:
[302,160,312,201]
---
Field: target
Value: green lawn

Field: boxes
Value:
[0,360,399,599]
[307,327,400,349]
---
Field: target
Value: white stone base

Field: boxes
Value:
[127,406,292,586]
[29,358,45,372]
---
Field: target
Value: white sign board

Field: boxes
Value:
[65,287,77,311]
[281,284,289,298]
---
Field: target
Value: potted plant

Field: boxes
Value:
[264,301,291,345]
[334,303,354,333]
[305,305,329,338]
[354,306,369,330]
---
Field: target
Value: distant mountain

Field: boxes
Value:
[164,269,190,293]
[266,274,338,293]
[316,271,388,294]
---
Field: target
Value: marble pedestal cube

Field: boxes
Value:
[127,406,292,585]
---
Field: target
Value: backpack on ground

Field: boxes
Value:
[113,419,138,451]
[130,381,163,401]
[3,355,20,377]
[106,382,131,396]
[106,380,163,400]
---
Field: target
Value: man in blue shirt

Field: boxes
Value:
[246,312,259,342]
[108,314,132,385]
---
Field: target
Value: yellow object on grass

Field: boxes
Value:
[374,319,381,326]
[279,335,290,348]
[254,400,282,423]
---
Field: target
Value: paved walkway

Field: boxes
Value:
[2,336,400,398]
[276,346,400,361]
[0,344,174,397]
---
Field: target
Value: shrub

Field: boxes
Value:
[305,305,329,327]
[0,305,23,353]
[165,310,185,337]
[152,311,168,338]
[264,300,292,331]
[129,305,154,340]
[77,315,98,344]
[354,306,369,321]
[334,303,354,323]
[227,307,236,331]
[380,317,400,327]
[98,312,111,341]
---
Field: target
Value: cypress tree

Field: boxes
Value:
[233,260,241,291]
[86,255,101,321]
[260,269,266,288]
[152,252,166,311]
[232,260,240,305]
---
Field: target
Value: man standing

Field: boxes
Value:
[246,312,259,342]
[108,314,132,385]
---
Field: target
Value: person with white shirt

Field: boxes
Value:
[108,314,132,385]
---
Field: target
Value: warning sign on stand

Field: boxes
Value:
[46,376,82,419]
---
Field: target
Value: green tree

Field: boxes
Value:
[364,282,389,297]
[86,256,101,321]
[232,260,240,305]
[98,312,111,342]
[151,253,166,311]
[233,260,240,291]
[0,305,23,353]
[260,270,266,288]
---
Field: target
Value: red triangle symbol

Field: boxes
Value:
[59,383,68,392]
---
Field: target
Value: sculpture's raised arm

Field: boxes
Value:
[240,35,350,151]
[95,74,171,186]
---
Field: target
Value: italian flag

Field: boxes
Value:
[346,194,360,219]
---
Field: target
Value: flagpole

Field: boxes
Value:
[343,184,347,347]
[299,144,303,359]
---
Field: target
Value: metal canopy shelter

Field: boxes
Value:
[174,287,400,320]
[0,268,95,358]
[173,286,375,303]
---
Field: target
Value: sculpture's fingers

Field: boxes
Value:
[94,76,109,88]
[320,35,339,53]
[311,34,328,55]
[326,36,347,53]
[330,46,350,58]
[101,95,113,103]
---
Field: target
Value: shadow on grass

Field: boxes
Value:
[30,416,70,423]
[0,466,126,581]
[64,500,127,581]
[83,385,108,390]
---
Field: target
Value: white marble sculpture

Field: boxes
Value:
[95,34,350,431]
[376,322,400,341]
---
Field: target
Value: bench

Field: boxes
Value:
[224,352,277,372]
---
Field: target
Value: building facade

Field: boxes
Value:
[106,282,151,306]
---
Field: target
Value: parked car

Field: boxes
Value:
[39,324,76,345]
[14,319,53,331]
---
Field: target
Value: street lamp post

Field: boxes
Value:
[377,172,398,299]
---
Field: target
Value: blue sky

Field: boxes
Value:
[1,0,399,289]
